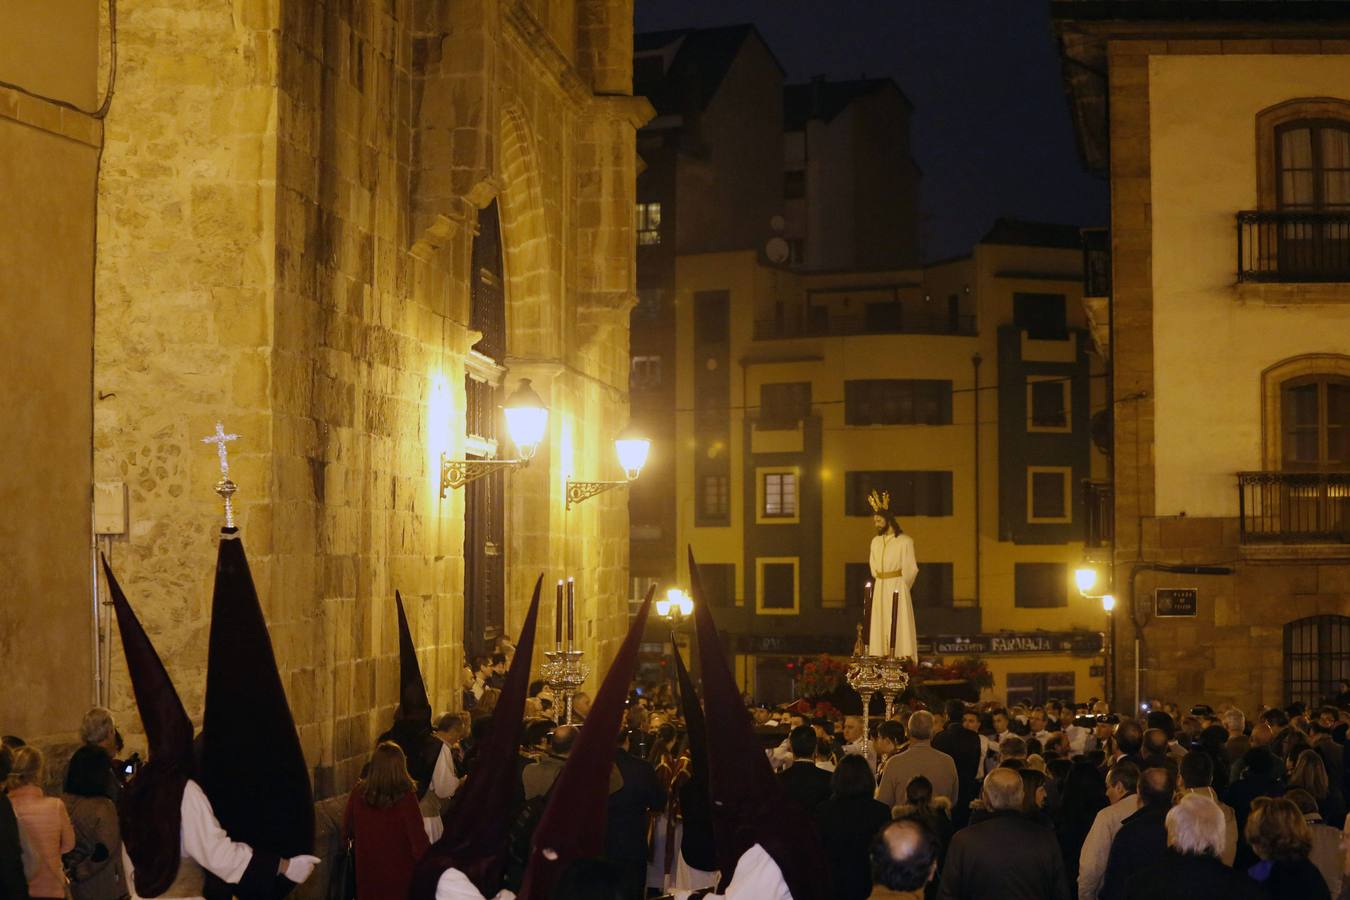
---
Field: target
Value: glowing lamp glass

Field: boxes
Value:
[1101,594,1117,612]
[503,379,548,459]
[655,598,672,617]
[1074,566,1098,594]
[614,425,650,479]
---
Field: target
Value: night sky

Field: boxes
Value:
[633,0,1109,262]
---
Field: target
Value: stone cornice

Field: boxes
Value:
[503,2,590,111]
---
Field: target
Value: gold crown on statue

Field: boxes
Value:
[867,490,890,513]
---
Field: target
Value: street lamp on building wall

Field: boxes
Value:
[565,424,651,509]
[1074,562,1115,708]
[440,378,548,496]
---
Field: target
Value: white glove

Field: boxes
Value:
[283,854,320,883]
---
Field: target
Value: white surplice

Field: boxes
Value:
[670,844,791,900]
[124,779,255,900]
[422,742,462,843]
[434,868,516,900]
[867,532,919,659]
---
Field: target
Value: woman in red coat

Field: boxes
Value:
[343,742,431,900]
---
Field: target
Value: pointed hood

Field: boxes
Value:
[673,646,718,873]
[410,576,545,900]
[518,584,657,900]
[688,547,831,900]
[380,592,441,796]
[396,591,433,722]
[103,556,193,898]
[199,529,315,865]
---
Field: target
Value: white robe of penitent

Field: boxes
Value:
[671,844,792,900]
[124,779,255,900]
[422,742,462,843]
[867,532,919,659]
[434,868,516,900]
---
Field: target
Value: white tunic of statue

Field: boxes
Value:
[867,531,919,659]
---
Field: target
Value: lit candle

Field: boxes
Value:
[555,580,564,651]
[889,590,900,657]
[566,578,576,651]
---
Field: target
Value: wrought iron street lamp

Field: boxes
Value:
[566,423,651,509]
[440,378,548,496]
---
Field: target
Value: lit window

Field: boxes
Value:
[761,471,797,519]
[637,202,662,246]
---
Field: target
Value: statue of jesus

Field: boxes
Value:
[866,490,919,659]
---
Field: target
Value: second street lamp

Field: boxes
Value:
[566,423,652,508]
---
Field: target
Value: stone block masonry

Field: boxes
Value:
[92,0,649,815]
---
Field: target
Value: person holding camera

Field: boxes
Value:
[61,745,127,900]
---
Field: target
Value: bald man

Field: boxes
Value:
[937,768,1070,900]
[869,819,939,899]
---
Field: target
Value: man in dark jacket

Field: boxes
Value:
[776,725,833,814]
[604,730,667,898]
[931,700,983,827]
[1101,767,1175,900]
[937,768,1070,900]
[1124,793,1264,900]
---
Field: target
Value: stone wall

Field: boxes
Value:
[91,0,648,807]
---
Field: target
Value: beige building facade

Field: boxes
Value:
[1055,2,1350,714]
[4,0,648,800]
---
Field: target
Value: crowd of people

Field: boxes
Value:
[5,685,1350,900]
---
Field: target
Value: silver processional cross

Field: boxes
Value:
[200,421,240,528]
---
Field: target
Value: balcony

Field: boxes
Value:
[1237,210,1350,284]
[1238,471,1350,545]
[1083,480,1113,549]
[754,307,976,340]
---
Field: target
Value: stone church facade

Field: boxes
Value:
[4,0,648,798]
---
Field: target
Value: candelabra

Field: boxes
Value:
[845,623,912,759]
[541,648,588,724]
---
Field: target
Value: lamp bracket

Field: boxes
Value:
[566,479,628,509]
[440,455,524,496]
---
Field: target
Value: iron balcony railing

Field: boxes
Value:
[1238,471,1350,544]
[754,310,977,340]
[1237,210,1350,283]
[1083,480,1113,549]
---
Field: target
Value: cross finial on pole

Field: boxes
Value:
[200,422,241,528]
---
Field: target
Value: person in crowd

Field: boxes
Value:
[1113,721,1146,768]
[1078,761,1141,900]
[572,692,592,722]
[891,775,952,897]
[777,725,833,814]
[0,745,30,900]
[1122,793,1263,900]
[1101,767,1176,900]
[1175,748,1236,865]
[342,742,430,900]
[873,720,906,783]
[1288,749,1346,829]
[1195,724,1233,796]
[648,723,688,891]
[936,767,1069,900]
[522,725,577,801]
[814,754,892,900]
[1228,747,1285,846]
[877,712,959,810]
[60,744,126,900]
[1243,795,1331,899]
[1224,708,1251,763]
[1029,709,1053,744]
[767,712,806,771]
[1019,768,1053,828]
[1055,760,1107,891]
[843,716,877,771]
[1087,715,1117,758]
[931,702,982,828]
[604,729,666,899]
[1282,788,1342,896]
[869,818,940,900]
[76,709,121,802]
[6,747,74,900]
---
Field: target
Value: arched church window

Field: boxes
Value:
[1284,615,1350,708]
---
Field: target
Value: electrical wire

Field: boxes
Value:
[1,0,117,120]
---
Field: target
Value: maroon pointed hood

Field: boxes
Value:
[409,575,544,899]
[688,547,831,900]
[103,555,192,898]
[381,592,441,796]
[199,529,314,863]
[518,584,657,900]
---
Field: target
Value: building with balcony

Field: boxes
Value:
[1054,1,1350,713]
[671,221,1110,705]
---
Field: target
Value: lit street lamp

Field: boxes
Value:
[440,378,549,495]
[566,423,652,508]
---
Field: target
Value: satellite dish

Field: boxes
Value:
[765,236,790,265]
[769,215,786,233]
